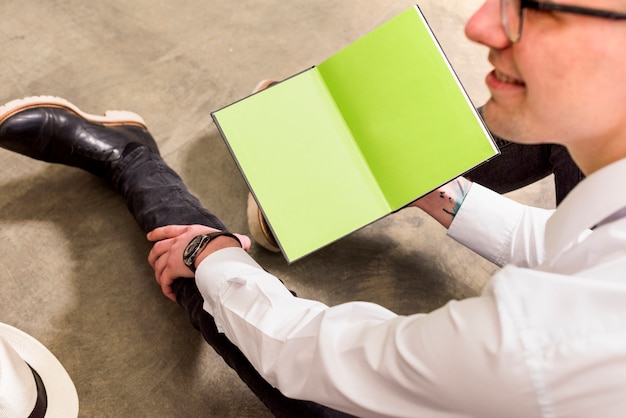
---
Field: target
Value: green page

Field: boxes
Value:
[318,7,496,209]
[212,5,498,262]
[213,70,391,261]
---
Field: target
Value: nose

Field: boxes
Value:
[465,0,511,49]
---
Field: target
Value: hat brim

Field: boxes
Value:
[0,323,79,417]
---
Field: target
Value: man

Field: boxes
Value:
[0,96,573,417]
[148,0,626,417]
[1,1,623,417]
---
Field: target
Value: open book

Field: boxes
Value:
[212,5,499,262]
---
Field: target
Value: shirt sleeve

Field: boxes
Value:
[447,183,554,267]
[195,248,537,418]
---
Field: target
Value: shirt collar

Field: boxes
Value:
[545,157,626,259]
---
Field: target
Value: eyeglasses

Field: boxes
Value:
[501,0,626,42]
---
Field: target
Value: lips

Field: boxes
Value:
[494,69,525,86]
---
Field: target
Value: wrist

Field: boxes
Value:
[183,232,242,273]
[194,235,241,269]
[414,177,472,228]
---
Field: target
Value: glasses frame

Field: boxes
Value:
[503,0,626,42]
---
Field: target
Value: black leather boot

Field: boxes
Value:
[0,96,159,178]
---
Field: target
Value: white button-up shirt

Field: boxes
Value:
[196,157,626,418]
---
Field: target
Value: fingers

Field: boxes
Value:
[148,225,252,249]
[148,242,170,287]
[158,273,178,302]
[234,234,252,251]
[146,224,252,302]
[148,241,168,280]
[146,225,189,242]
[147,227,195,303]
[149,240,184,302]
[161,286,177,302]
[147,238,170,268]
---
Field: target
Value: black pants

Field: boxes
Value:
[111,139,582,417]
[112,147,354,417]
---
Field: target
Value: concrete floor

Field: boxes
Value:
[0,0,555,416]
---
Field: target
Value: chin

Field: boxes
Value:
[480,104,512,140]
[480,101,534,144]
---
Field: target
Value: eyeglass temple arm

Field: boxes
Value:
[522,0,626,19]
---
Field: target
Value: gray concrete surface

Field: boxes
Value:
[0,0,554,416]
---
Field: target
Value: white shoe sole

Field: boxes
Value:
[246,193,280,253]
[0,96,146,127]
[252,79,278,94]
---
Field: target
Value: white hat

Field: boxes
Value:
[0,322,78,418]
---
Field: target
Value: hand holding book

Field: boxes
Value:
[410,177,473,229]
[212,5,498,262]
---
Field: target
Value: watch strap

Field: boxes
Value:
[183,231,242,272]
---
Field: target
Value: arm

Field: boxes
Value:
[147,224,537,416]
[191,249,536,417]
[412,177,553,267]
[146,225,248,301]
[410,177,472,229]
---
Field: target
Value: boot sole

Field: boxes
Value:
[0,96,147,128]
[246,192,281,252]
[252,79,279,94]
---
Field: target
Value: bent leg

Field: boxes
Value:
[114,146,353,417]
[112,144,227,234]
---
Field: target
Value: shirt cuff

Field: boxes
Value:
[447,184,526,266]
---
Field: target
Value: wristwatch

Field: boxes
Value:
[183,231,242,272]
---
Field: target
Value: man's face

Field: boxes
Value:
[466,0,626,155]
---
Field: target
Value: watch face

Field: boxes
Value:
[184,235,204,258]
